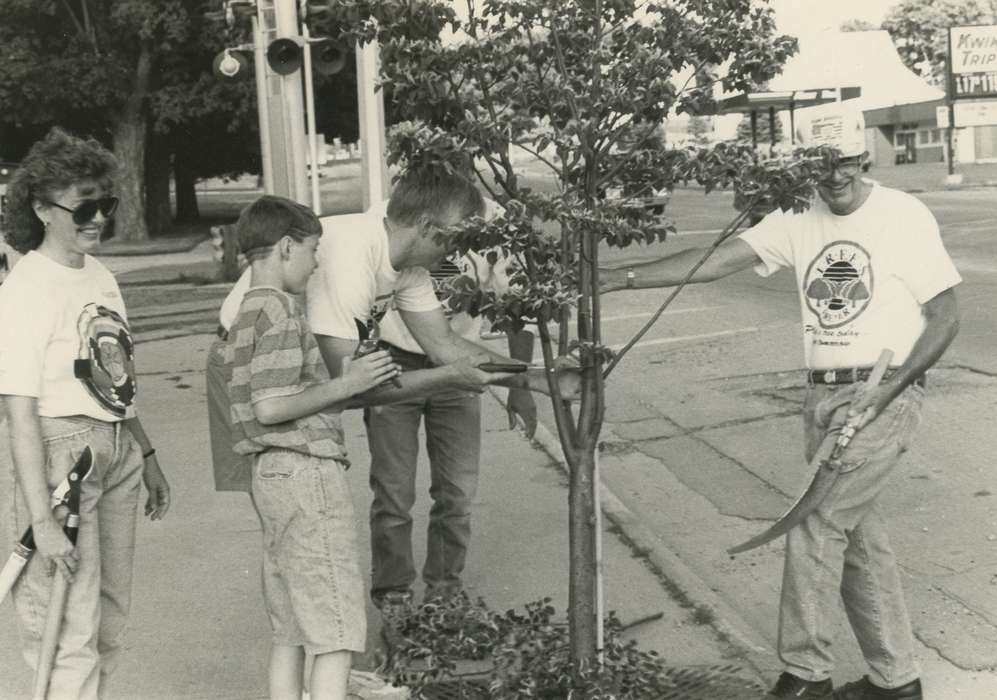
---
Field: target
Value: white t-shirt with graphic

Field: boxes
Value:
[306,201,441,340]
[739,183,962,369]
[0,251,137,421]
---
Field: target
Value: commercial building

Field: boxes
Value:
[711,30,997,166]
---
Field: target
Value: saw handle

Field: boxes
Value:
[832,348,894,455]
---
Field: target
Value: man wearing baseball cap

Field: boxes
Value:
[601,104,962,699]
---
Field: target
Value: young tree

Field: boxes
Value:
[882,0,997,86]
[326,0,834,684]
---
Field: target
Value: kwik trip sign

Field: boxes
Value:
[949,25,997,98]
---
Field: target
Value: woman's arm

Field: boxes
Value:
[122,416,171,520]
[3,395,78,580]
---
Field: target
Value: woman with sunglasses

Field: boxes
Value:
[0,127,170,698]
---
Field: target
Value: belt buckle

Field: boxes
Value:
[825,369,836,384]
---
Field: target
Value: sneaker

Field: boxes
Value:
[422,584,467,607]
[831,677,922,699]
[767,671,833,699]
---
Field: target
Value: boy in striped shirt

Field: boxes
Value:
[225,196,401,700]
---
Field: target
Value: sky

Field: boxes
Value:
[768,0,900,38]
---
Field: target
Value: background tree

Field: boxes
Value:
[686,115,714,146]
[0,1,284,238]
[882,0,997,86]
[318,0,826,681]
[840,18,881,32]
[736,110,784,147]
[0,1,221,240]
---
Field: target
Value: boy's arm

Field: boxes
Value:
[253,350,402,423]
[313,334,497,407]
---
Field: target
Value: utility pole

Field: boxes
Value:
[257,0,309,203]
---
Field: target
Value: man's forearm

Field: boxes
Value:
[602,238,761,292]
[883,290,960,401]
[603,248,714,291]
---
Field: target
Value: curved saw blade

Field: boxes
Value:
[727,459,840,555]
[727,348,894,556]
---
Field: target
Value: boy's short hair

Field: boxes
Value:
[236,195,321,262]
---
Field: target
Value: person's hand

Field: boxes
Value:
[527,356,582,400]
[846,382,892,430]
[142,456,171,520]
[813,384,860,429]
[340,351,402,394]
[448,356,514,393]
[33,511,78,581]
[507,388,538,438]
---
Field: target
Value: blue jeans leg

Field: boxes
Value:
[10,417,142,700]
[422,390,481,597]
[367,398,423,599]
[778,384,923,687]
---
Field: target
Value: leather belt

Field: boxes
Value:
[807,367,925,387]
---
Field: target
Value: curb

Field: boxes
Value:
[484,387,775,681]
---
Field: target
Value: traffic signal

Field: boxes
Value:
[313,42,347,75]
[267,38,303,75]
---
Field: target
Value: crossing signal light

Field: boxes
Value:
[313,42,347,75]
[267,38,302,75]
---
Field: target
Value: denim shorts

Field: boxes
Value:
[250,449,366,654]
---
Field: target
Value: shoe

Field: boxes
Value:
[831,676,922,699]
[375,590,414,648]
[422,584,468,607]
[767,671,833,699]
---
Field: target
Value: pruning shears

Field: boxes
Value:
[31,445,92,700]
[354,317,403,388]
[0,446,94,604]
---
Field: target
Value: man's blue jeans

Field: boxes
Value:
[365,347,481,602]
[779,383,924,689]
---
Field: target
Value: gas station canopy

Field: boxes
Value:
[701,86,862,148]
[709,86,861,115]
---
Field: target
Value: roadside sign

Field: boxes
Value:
[955,99,997,126]
[937,105,950,128]
[949,25,997,99]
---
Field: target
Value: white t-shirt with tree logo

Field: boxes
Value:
[0,251,137,421]
[740,183,961,369]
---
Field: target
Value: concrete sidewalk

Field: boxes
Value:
[0,334,746,699]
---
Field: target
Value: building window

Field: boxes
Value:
[918,129,941,145]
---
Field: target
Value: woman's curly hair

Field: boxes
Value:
[4,127,117,254]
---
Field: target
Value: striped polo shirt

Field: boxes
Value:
[226,286,347,462]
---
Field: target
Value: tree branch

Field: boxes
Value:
[602,198,759,378]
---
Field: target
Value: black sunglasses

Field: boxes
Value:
[45,196,119,225]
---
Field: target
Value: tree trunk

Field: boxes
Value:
[567,440,599,668]
[110,41,153,242]
[145,134,172,236]
[174,150,200,223]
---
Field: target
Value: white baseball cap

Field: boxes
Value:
[797,104,867,157]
